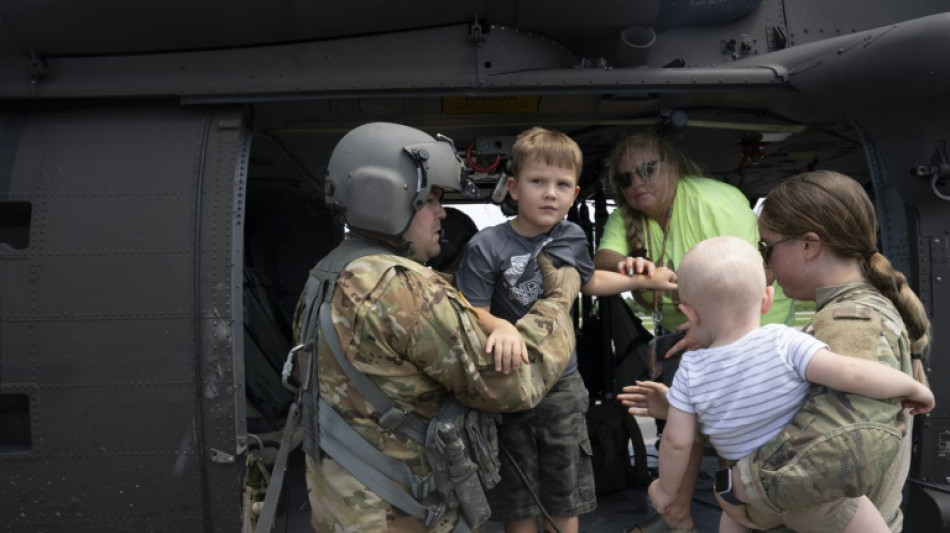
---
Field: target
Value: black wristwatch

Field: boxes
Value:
[714,467,743,506]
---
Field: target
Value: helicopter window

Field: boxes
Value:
[0,202,31,250]
[0,393,31,453]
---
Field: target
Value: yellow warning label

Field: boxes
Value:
[443,95,540,115]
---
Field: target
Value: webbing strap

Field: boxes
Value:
[319,299,429,444]
[318,398,443,527]
[253,400,301,533]
[318,398,437,499]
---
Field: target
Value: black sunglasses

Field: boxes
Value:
[758,235,798,264]
[616,160,659,188]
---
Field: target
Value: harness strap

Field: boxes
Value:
[320,299,429,444]
[319,397,439,504]
[253,400,301,533]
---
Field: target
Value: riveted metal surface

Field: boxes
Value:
[0,103,245,532]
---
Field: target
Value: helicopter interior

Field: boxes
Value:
[238,90,871,432]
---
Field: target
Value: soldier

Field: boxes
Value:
[623,171,933,533]
[723,170,932,532]
[292,122,582,532]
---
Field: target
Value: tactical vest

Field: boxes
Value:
[293,238,500,531]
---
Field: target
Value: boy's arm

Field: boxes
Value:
[655,406,697,503]
[472,305,529,374]
[805,348,935,414]
[580,267,677,296]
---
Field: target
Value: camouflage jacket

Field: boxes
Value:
[296,246,575,532]
[750,281,912,519]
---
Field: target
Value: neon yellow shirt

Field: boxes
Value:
[598,176,795,330]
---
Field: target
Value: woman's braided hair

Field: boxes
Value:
[759,170,932,383]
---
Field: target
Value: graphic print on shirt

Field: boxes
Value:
[504,253,544,306]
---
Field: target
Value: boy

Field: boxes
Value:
[456,127,677,533]
[650,236,934,533]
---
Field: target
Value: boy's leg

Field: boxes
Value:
[543,516,578,533]
[504,517,539,533]
[535,373,597,521]
[842,496,889,533]
[487,407,541,524]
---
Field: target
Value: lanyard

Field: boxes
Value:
[644,204,673,334]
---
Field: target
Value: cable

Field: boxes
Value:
[466,141,502,173]
[499,443,564,533]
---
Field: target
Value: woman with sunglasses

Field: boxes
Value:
[715,170,932,531]
[595,131,795,533]
[595,131,795,337]
[623,170,932,532]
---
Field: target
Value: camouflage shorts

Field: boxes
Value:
[486,371,597,521]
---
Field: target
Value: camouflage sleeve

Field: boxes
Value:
[404,268,575,413]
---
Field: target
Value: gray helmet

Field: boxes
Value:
[325,122,472,236]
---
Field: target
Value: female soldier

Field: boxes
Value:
[623,170,932,532]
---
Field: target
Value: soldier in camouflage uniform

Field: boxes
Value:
[295,122,583,532]
[623,171,932,532]
[721,170,933,532]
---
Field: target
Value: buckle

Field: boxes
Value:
[423,500,446,528]
[378,406,411,431]
[281,343,308,393]
[410,472,436,499]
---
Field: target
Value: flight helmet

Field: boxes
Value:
[325,122,474,237]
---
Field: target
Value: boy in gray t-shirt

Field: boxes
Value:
[456,127,676,533]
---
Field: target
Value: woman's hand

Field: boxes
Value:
[616,255,655,277]
[716,494,759,530]
[663,324,703,359]
[618,380,670,420]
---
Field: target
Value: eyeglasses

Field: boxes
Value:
[758,235,798,265]
[616,160,659,188]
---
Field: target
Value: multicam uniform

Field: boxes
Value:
[737,282,914,532]
[296,241,576,533]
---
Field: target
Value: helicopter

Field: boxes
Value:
[0,1,947,531]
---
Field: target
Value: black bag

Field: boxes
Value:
[578,295,653,494]
[586,401,651,494]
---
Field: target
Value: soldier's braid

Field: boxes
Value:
[864,251,932,382]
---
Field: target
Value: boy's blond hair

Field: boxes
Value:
[678,236,765,319]
[510,127,582,181]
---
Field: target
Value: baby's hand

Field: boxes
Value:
[486,321,529,374]
[902,384,935,415]
[618,380,670,420]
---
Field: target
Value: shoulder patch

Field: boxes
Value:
[832,306,873,320]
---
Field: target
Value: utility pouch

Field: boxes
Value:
[436,421,491,528]
[423,399,496,529]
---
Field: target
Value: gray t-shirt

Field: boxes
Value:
[456,220,594,375]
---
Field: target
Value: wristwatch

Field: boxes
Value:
[714,467,743,506]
